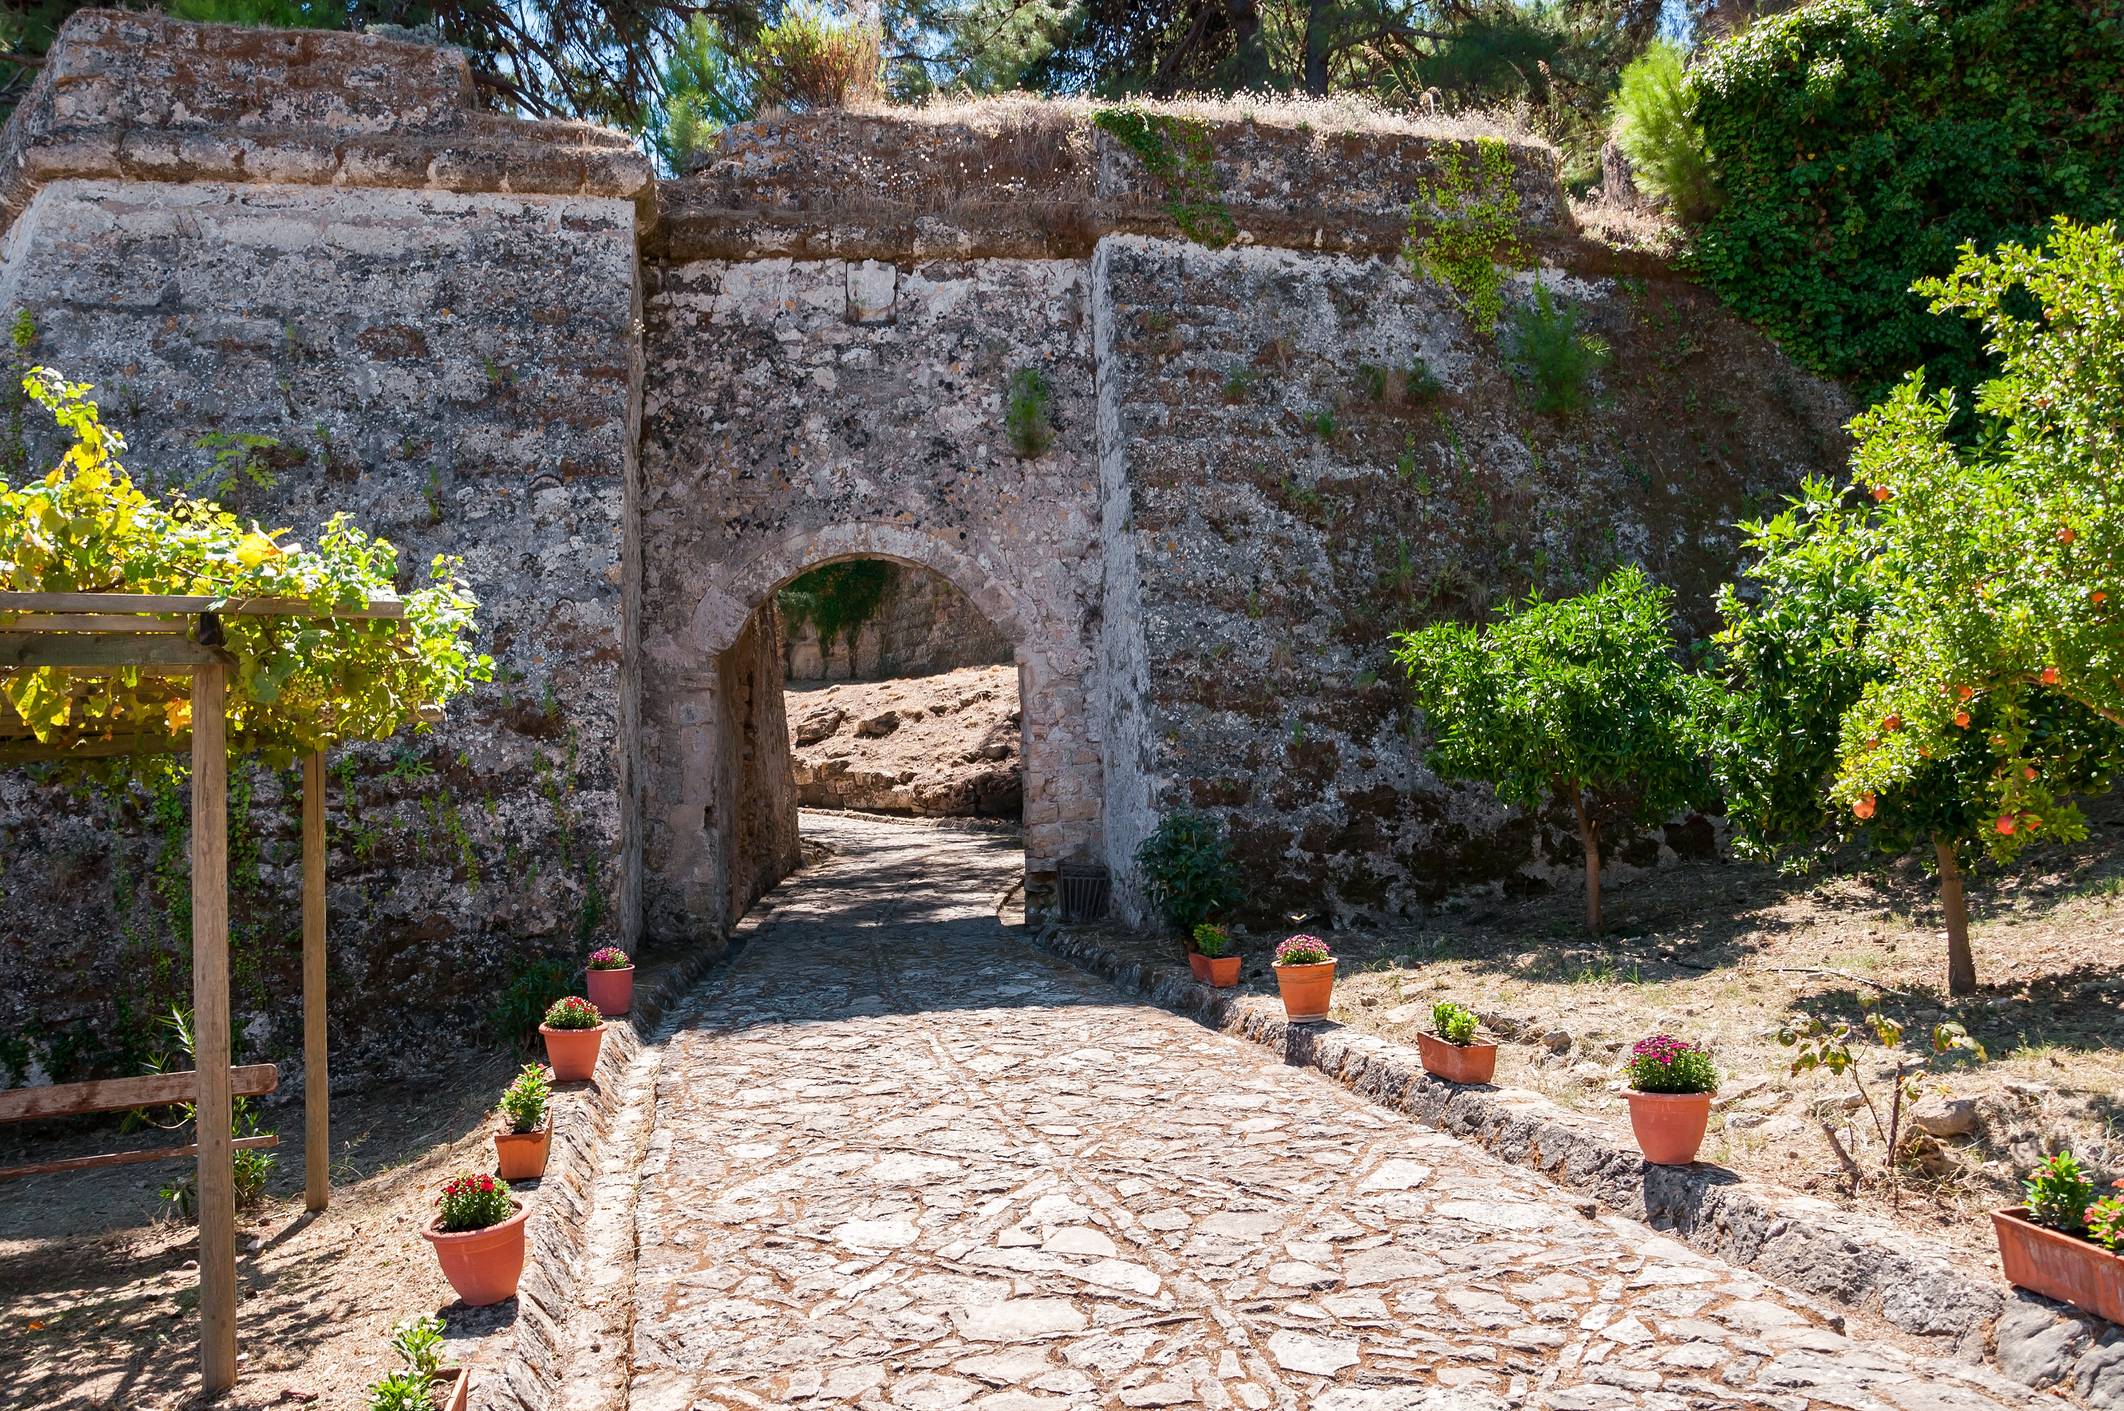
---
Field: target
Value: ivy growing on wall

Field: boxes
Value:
[1093,107,1237,250]
[777,559,894,651]
[1406,137,1526,336]
[1689,0,2124,410]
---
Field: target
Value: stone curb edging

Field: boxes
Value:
[1031,923,2008,1362]
[489,923,756,1410]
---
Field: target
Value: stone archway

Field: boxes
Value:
[640,519,1098,945]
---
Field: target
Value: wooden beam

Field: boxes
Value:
[192,663,237,1395]
[0,1065,277,1123]
[0,592,404,619]
[0,633,223,670]
[303,750,328,1214]
[0,1134,277,1183]
[0,733,191,762]
[3,614,189,633]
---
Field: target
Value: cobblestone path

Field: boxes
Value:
[624,815,2020,1411]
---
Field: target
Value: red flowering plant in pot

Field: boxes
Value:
[1623,1035,1719,1165]
[493,1063,553,1180]
[1992,1152,2124,1324]
[539,995,605,1082]
[1418,1001,1498,1084]
[585,946,634,1016]
[1188,924,1242,988]
[1272,935,1335,1021]
[421,1174,528,1307]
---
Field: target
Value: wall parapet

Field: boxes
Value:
[0,9,654,234]
[653,104,1569,262]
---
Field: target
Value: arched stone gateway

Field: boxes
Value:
[639,251,1107,938]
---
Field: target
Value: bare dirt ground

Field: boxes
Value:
[1076,817,2124,1270]
[786,664,1022,818]
[0,1047,531,1409]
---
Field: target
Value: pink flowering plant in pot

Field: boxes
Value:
[1623,1034,1719,1165]
[1272,934,1335,1021]
[539,995,606,1082]
[585,946,634,1016]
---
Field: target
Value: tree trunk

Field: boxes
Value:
[1570,781,1602,935]
[1227,0,1270,90]
[1935,835,1975,996]
[1302,0,1331,95]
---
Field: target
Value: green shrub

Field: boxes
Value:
[1611,42,1720,224]
[489,958,571,1050]
[739,6,881,112]
[1006,367,1054,457]
[437,1173,515,1233]
[363,1315,446,1409]
[1191,923,1231,958]
[1392,566,1707,935]
[1690,0,2124,409]
[543,995,602,1030]
[1507,286,1609,416]
[2025,1152,2094,1232]
[389,1316,446,1381]
[1432,1001,1480,1045]
[498,1063,551,1135]
[1133,812,1237,935]
[364,1371,434,1411]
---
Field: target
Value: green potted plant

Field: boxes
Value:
[1272,934,1335,1021]
[585,946,634,1016]
[1624,1034,1719,1164]
[539,995,605,1082]
[1993,1153,2124,1324]
[1188,923,1242,987]
[420,1173,528,1308]
[1417,1000,1497,1084]
[363,1314,472,1411]
[493,1063,553,1180]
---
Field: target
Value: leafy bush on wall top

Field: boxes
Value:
[1688,0,2124,408]
[1610,41,1720,224]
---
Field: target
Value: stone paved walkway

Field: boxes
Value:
[623,815,2024,1411]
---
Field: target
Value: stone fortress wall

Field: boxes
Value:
[0,11,1854,1082]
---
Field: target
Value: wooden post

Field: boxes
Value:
[191,662,237,1394]
[303,750,328,1213]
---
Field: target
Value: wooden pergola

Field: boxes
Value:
[0,589,402,1396]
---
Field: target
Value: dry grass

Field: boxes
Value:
[0,1051,525,1409]
[1571,196,1689,256]
[1067,812,2124,1266]
[742,90,1555,151]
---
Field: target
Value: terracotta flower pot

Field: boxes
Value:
[585,965,634,1016]
[1274,961,1335,1021]
[1186,953,1242,987]
[1627,1090,1714,1165]
[1417,1031,1498,1084]
[1993,1207,2124,1324]
[494,1124,552,1181]
[540,1022,605,1082]
[422,1198,529,1307]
